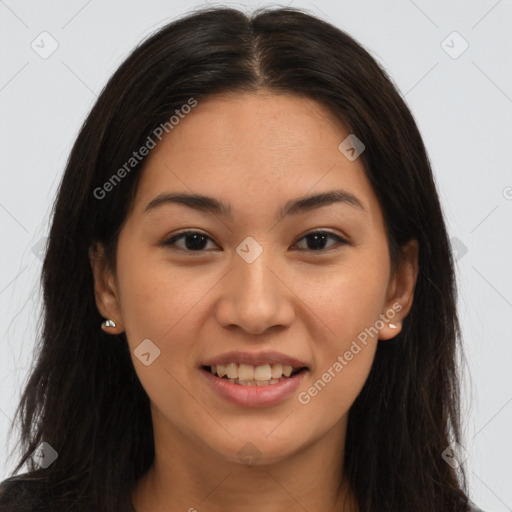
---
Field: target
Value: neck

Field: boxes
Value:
[131,413,358,512]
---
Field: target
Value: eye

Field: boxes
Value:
[162,229,347,253]
[162,231,218,252]
[293,230,348,252]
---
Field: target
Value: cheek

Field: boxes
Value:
[115,239,196,343]
[114,246,222,388]
[297,342,377,425]
[296,256,388,417]
[114,256,204,416]
[305,251,389,346]
[296,304,380,425]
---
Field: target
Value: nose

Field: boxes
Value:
[214,247,295,336]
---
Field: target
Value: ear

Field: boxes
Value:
[88,241,124,334]
[378,239,419,340]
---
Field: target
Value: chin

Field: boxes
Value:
[208,432,307,467]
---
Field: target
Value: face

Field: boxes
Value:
[90,90,417,468]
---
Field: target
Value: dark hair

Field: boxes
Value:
[3,5,471,511]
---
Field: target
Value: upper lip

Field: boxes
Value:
[202,350,309,369]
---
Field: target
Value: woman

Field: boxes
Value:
[0,5,484,511]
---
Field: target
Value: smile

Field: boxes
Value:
[200,365,309,408]
[205,363,306,386]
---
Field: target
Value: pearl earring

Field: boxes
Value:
[102,319,117,328]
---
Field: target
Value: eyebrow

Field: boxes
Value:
[143,189,366,220]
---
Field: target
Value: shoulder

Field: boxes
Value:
[0,473,133,512]
[0,473,48,511]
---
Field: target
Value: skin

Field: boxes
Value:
[89,90,418,512]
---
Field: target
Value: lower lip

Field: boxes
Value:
[200,367,308,408]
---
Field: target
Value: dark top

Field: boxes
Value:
[0,474,136,511]
[0,473,486,511]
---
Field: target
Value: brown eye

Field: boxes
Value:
[162,229,348,254]
[163,231,218,252]
[294,231,347,252]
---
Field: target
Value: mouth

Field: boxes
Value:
[199,362,309,407]
[201,363,309,386]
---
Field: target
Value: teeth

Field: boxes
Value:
[226,363,238,379]
[239,364,254,380]
[209,363,299,381]
[282,365,292,377]
[254,364,271,381]
[226,378,280,386]
[216,364,227,377]
[271,364,283,378]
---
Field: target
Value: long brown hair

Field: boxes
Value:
[4,6,471,511]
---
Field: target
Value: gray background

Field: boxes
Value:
[1,0,511,509]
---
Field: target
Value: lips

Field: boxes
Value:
[200,365,308,407]
[199,349,310,407]
[201,350,309,369]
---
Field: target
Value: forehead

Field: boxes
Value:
[131,91,380,224]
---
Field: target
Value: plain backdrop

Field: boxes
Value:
[0,0,511,510]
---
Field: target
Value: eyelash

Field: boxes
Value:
[162,230,348,254]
